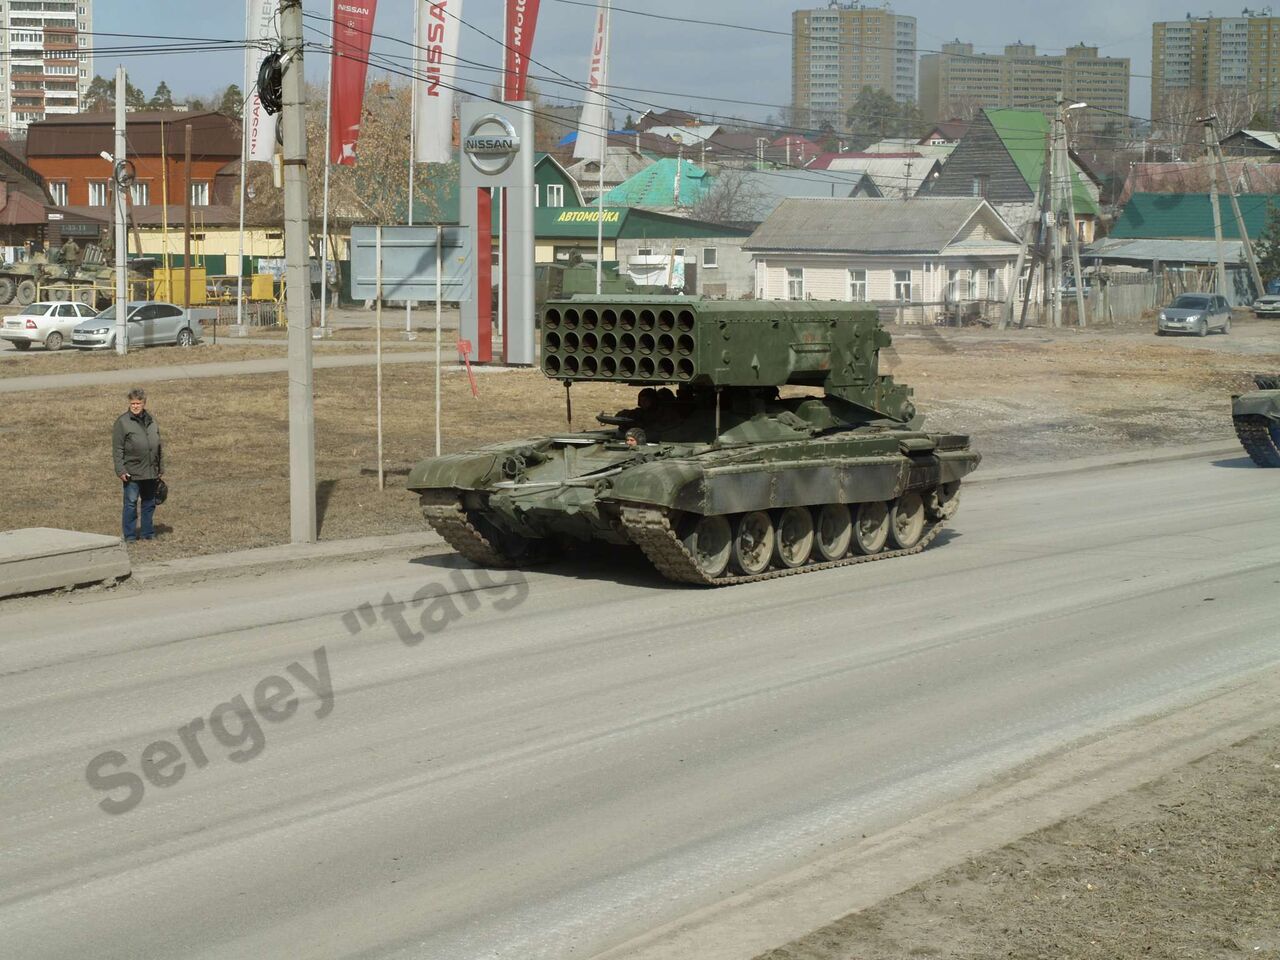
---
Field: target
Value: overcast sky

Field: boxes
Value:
[103,1,1219,124]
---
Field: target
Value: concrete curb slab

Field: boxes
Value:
[130,530,446,590]
[0,527,130,599]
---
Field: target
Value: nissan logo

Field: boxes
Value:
[463,114,521,176]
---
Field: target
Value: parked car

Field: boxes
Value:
[70,301,203,350]
[1156,293,1231,336]
[1252,293,1280,318]
[1,300,99,351]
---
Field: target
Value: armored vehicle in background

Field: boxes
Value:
[0,254,52,306]
[408,298,981,585]
[1233,375,1280,467]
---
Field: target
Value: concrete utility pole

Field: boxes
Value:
[1002,144,1049,329]
[1203,119,1229,297]
[1203,116,1265,297]
[1059,95,1089,327]
[114,66,128,356]
[280,0,317,543]
[1048,96,1064,328]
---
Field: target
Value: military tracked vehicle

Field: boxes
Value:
[407,297,981,585]
[1233,375,1280,467]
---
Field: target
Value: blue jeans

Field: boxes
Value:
[122,479,157,541]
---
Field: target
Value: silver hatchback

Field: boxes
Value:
[70,301,203,350]
[1157,293,1232,336]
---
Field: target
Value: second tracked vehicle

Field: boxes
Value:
[1233,375,1280,467]
[408,297,981,585]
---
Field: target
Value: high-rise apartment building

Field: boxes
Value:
[0,0,94,134]
[1152,11,1280,131]
[792,2,917,130]
[919,42,1130,135]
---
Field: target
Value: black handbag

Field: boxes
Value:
[154,479,169,505]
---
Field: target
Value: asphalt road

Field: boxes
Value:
[2,452,1279,960]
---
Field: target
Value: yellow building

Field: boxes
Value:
[1152,12,1280,132]
[920,42,1130,135]
[792,3,917,129]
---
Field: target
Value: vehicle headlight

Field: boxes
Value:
[1159,312,1167,320]
[1187,314,1201,322]
[91,327,109,334]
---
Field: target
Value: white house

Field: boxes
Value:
[744,197,1024,323]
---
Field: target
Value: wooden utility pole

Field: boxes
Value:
[1005,132,1053,329]
[1048,97,1064,328]
[280,0,317,543]
[183,123,192,309]
[1203,116,1265,296]
[1203,120,1229,297]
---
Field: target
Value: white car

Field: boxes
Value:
[1,300,100,351]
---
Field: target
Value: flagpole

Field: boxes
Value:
[594,0,611,294]
[320,4,335,333]
[237,0,250,328]
[405,0,420,339]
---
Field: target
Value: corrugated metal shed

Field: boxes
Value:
[745,197,1015,254]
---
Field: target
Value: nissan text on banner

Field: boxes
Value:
[504,0,541,102]
[573,1,609,161]
[244,0,279,163]
[415,0,464,164]
[330,0,379,165]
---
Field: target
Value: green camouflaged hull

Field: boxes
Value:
[408,298,981,585]
[1233,375,1280,467]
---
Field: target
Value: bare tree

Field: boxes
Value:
[690,167,770,225]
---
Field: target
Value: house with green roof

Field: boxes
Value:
[926,108,1101,242]
[603,158,714,211]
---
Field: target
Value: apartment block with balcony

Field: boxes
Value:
[792,3,918,131]
[1152,11,1280,133]
[0,0,94,133]
[919,41,1130,135]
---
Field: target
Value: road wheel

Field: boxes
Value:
[1222,317,1231,334]
[44,331,63,352]
[0,277,14,304]
[16,279,36,305]
[176,327,195,347]
[75,287,96,307]
[48,284,70,302]
[731,511,774,576]
[775,506,814,568]
[814,503,853,561]
[1197,320,1208,337]
[681,514,731,580]
[889,493,926,549]
[12,339,31,350]
[925,481,961,521]
[852,501,890,555]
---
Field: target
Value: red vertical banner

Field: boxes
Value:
[329,0,379,165]
[503,0,541,101]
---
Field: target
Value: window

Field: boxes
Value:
[947,269,971,300]
[972,174,989,198]
[88,180,109,206]
[848,268,867,301]
[56,303,78,318]
[985,268,999,299]
[546,183,564,207]
[130,181,150,205]
[48,181,68,205]
[702,247,718,268]
[637,247,652,257]
[190,182,209,206]
[786,267,804,300]
[893,269,912,302]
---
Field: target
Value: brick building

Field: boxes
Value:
[24,110,240,214]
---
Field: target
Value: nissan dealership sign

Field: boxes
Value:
[463,114,521,176]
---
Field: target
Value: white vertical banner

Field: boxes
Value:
[415,0,464,164]
[244,0,279,162]
[573,1,610,161]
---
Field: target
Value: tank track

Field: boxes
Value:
[418,491,518,567]
[618,505,944,586]
[1232,415,1280,467]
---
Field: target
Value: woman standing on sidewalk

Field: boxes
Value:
[112,388,163,542]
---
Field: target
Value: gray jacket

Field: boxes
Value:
[112,410,162,480]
